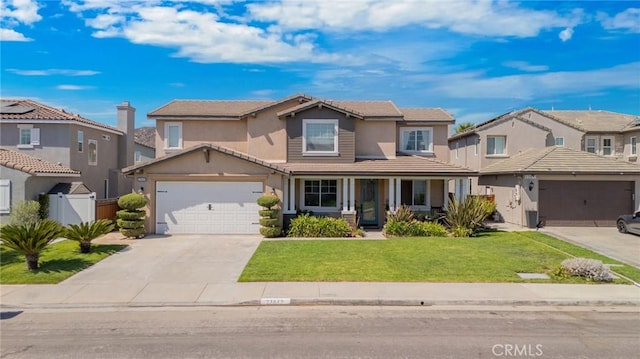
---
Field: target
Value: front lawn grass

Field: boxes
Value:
[239,231,631,283]
[0,240,126,284]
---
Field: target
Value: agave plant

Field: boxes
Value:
[65,220,115,253]
[0,219,66,270]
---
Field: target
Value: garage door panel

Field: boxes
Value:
[156,181,263,234]
[539,180,634,227]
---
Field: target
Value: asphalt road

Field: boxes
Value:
[1,306,639,358]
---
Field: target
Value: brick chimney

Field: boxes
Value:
[117,101,135,169]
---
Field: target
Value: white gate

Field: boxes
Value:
[48,192,96,226]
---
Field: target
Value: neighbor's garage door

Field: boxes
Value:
[156,181,263,234]
[539,180,634,227]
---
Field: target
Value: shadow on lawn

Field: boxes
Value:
[0,250,21,264]
[37,258,92,273]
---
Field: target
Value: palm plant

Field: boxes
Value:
[0,219,66,270]
[454,122,474,134]
[65,220,115,253]
[445,196,496,237]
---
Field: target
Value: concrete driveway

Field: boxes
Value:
[541,227,640,268]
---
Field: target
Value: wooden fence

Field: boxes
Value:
[96,198,119,221]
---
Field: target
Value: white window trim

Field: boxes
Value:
[17,124,39,148]
[554,136,565,147]
[78,130,84,152]
[401,179,431,210]
[474,137,478,156]
[602,136,614,156]
[486,135,507,157]
[88,139,98,166]
[585,136,598,153]
[302,119,339,156]
[0,179,10,214]
[164,122,183,150]
[300,179,341,212]
[631,136,637,156]
[399,127,434,154]
[134,150,142,162]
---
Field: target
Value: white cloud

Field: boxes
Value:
[0,0,41,41]
[248,0,582,37]
[0,27,31,41]
[7,68,100,76]
[502,61,549,72]
[559,27,574,42]
[56,84,95,90]
[598,8,640,33]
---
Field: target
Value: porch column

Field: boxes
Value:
[349,177,355,212]
[443,179,449,209]
[284,178,296,214]
[342,178,349,212]
[283,178,289,212]
[394,177,401,210]
[388,178,395,212]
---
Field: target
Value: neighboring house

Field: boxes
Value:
[0,148,81,223]
[448,108,640,227]
[0,99,136,207]
[123,94,474,235]
[134,127,156,163]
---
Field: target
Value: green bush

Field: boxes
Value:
[38,194,49,220]
[117,193,147,211]
[287,214,352,238]
[116,210,145,220]
[65,219,115,253]
[260,226,282,238]
[417,221,448,237]
[257,194,279,209]
[259,209,279,218]
[259,218,279,227]
[9,200,41,226]
[445,196,495,237]
[116,219,145,229]
[386,205,414,222]
[383,219,448,237]
[119,227,145,238]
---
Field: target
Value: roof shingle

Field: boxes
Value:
[543,110,638,132]
[0,148,81,176]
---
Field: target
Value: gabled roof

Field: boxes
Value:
[239,93,314,117]
[148,100,273,118]
[333,100,402,117]
[0,99,123,135]
[449,107,554,141]
[134,127,156,148]
[48,182,92,194]
[281,155,474,176]
[543,110,639,132]
[276,99,365,119]
[481,146,640,175]
[122,143,290,175]
[0,148,81,176]
[400,108,454,122]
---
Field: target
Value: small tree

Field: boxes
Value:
[9,200,41,226]
[0,219,66,270]
[65,219,115,253]
[117,193,147,238]
[257,194,281,238]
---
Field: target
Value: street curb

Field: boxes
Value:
[2,298,639,310]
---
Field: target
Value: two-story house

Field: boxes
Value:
[122,94,474,235]
[448,108,640,228]
[134,127,156,164]
[0,99,136,214]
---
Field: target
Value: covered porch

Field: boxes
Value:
[280,157,475,228]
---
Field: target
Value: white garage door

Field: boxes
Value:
[156,181,263,234]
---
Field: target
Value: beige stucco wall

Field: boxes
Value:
[524,111,584,150]
[155,119,248,157]
[623,130,639,164]
[478,117,550,169]
[131,149,284,233]
[355,120,396,158]
[449,135,481,171]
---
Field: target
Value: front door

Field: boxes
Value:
[359,179,378,227]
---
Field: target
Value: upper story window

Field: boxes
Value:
[88,139,98,165]
[486,136,506,156]
[400,127,433,153]
[17,125,40,148]
[602,137,613,156]
[474,137,478,156]
[554,137,564,147]
[302,119,338,156]
[77,131,84,152]
[302,179,338,210]
[631,137,637,156]
[165,122,182,150]
[455,141,459,159]
[134,151,142,163]
[586,137,597,153]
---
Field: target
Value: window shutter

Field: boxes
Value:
[0,179,10,213]
[31,128,40,145]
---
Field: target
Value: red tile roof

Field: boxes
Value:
[0,148,80,176]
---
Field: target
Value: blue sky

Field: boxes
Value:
[1,0,639,129]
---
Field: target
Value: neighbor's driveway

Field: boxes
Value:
[541,227,640,268]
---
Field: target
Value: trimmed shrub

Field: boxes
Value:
[559,258,613,282]
[259,209,279,217]
[38,194,49,220]
[287,214,352,238]
[117,193,147,238]
[257,194,279,209]
[259,218,279,227]
[260,227,282,238]
[9,200,41,226]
